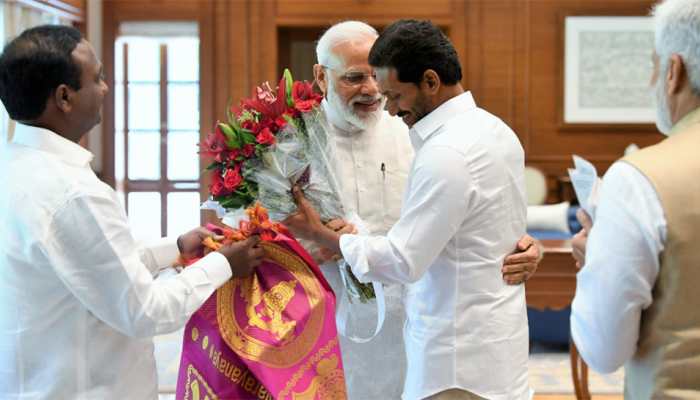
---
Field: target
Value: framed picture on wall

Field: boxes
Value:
[563,16,655,124]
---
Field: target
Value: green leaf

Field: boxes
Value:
[205,162,220,171]
[284,68,294,108]
[225,98,235,123]
[241,131,257,145]
[218,195,247,210]
[219,123,241,149]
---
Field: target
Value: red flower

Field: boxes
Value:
[200,124,227,160]
[240,76,289,123]
[256,127,276,145]
[275,115,289,130]
[242,144,255,158]
[209,170,229,197]
[292,81,322,113]
[226,148,240,163]
[258,118,278,134]
[241,119,260,133]
[223,166,242,191]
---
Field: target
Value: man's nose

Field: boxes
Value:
[360,75,379,96]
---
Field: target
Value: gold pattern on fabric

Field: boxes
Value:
[278,338,347,399]
[291,354,347,400]
[217,242,325,368]
[184,364,219,400]
[240,273,298,343]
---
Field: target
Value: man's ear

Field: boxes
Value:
[53,84,73,113]
[421,69,441,95]
[666,53,687,96]
[313,64,328,97]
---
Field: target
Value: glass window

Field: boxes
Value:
[128,130,160,180]
[167,192,201,237]
[167,130,199,180]
[167,38,199,82]
[128,192,161,242]
[128,83,160,130]
[114,23,201,238]
[168,83,199,130]
[127,38,160,82]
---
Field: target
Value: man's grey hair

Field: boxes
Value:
[316,21,378,69]
[653,0,700,95]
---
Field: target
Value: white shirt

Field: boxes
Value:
[571,161,666,374]
[322,100,414,400]
[0,124,232,400]
[340,92,531,400]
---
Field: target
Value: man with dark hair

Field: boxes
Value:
[0,25,263,399]
[285,19,531,400]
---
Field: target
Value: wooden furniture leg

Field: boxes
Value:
[570,340,591,400]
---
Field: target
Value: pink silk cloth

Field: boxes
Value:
[175,231,347,400]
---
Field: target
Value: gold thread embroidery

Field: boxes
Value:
[184,364,219,400]
[240,273,298,343]
[191,327,200,342]
[291,354,347,400]
[217,242,326,368]
[278,338,343,399]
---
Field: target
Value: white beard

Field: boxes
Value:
[326,79,384,132]
[653,73,674,135]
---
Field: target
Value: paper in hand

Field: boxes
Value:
[567,155,602,220]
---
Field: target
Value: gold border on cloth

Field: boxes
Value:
[217,242,326,368]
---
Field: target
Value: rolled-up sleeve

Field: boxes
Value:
[340,145,473,285]
[138,236,179,276]
[42,194,232,338]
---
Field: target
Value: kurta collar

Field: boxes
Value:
[11,123,93,167]
[410,91,476,145]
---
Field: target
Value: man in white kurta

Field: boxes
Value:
[322,98,414,400]
[570,1,700,396]
[312,21,539,400]
[289,20,531,400]
[0,25,262,399]
[339,91,531,400]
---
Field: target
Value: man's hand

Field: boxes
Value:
[177,227,224,259]
[283,186,342,253]
[502,234,542,285]
[218,236,265,278]
[326,219,357,235]
[572,208,593,270]
[314,219,357,263]
[283,186,328,241]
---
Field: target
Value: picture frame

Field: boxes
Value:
[563,16,655,125]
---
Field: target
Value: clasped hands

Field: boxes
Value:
[283,186,541,285]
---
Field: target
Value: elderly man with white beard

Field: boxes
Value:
[308,21,542,400]
[570,0,700,397]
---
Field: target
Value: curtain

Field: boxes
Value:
[1,0,69,143]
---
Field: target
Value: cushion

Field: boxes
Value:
[526,201,571,234]
[524,166,547,205]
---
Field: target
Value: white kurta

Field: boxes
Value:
[0,124,232,399]
[340,92,531,400]
[321,100,414,400]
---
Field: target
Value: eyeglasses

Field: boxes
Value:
[322,65,377,86]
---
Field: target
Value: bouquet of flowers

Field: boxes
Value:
[200,69,375,303]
